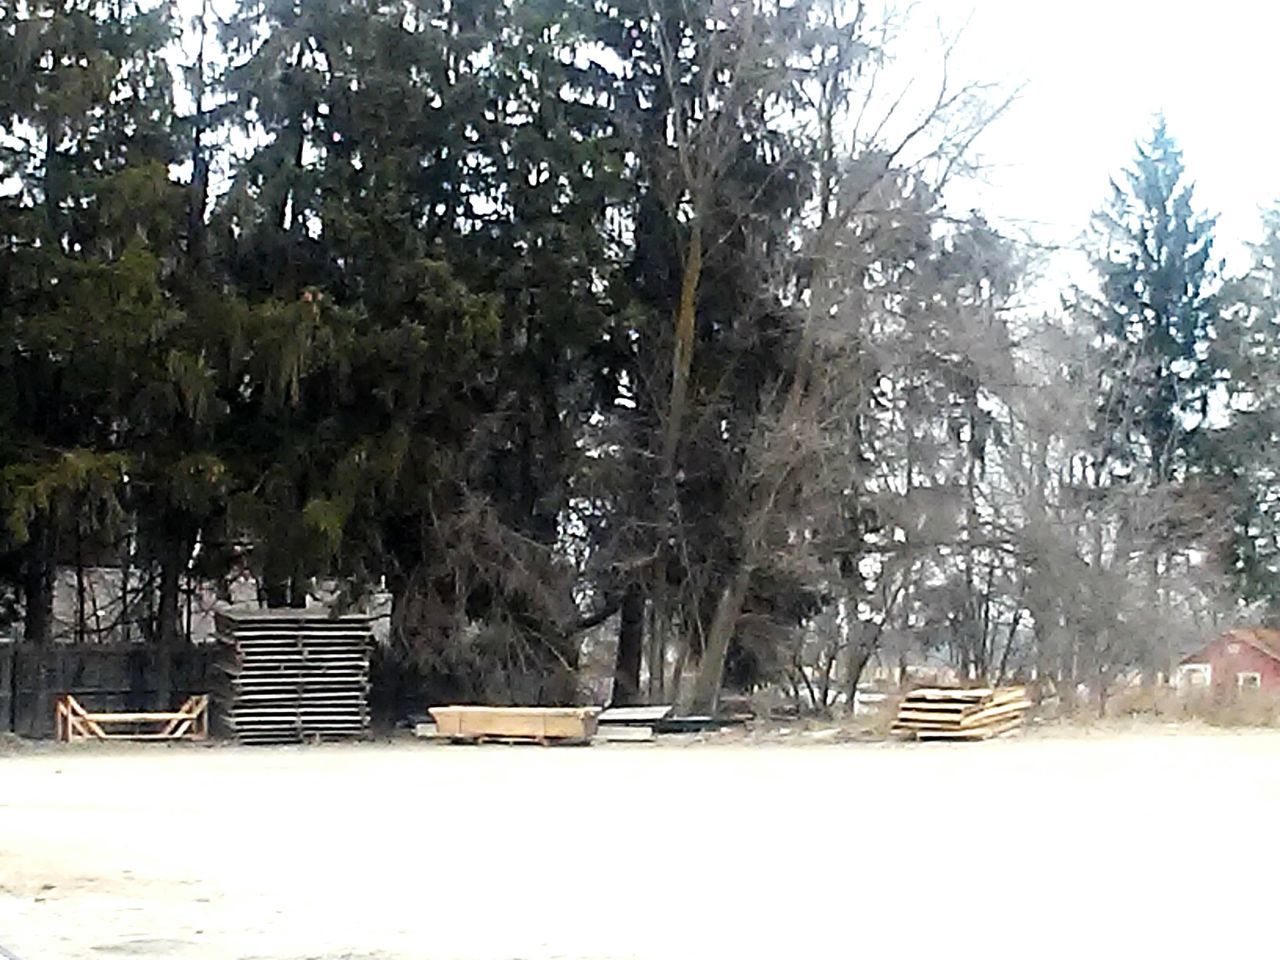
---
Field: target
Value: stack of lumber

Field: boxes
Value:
[429,705,601,744]
[891,686,1030,741]
[213,610,373,744]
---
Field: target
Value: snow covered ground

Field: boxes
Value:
[2,729,1276,959]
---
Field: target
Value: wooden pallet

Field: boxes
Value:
[214,610,373,744]
[56,694,209,742]
[892,686,1030,741]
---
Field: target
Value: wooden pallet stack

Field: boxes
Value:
[892,686,1031,741]
[214,610,373,744]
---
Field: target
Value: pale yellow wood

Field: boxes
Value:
[159,696,208,739]
[594,725,654,742]
[55,694,210,742]
[429,706,601,742]
[904,688,992,702]
[894,685,1031,740]
[915,717,1022,741]
[896,699,1031,730]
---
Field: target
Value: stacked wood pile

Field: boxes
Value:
[214,610,373,744]
[892,686,1031,741]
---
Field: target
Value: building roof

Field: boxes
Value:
[1182,628,1280,665]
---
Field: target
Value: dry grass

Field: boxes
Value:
[1046,687,1280,728]
[738,687,1280,742]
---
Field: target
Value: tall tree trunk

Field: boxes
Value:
[661,220,703,471]
[846,644,874,708]
[156,539,185,708]
[646,586,666,701]
[795,656,819,712]
[288,572,309,608]
[995,604,1024,686]
[262,562,289,608]
[186,0,211,274]
[22,514,55,646]
[74,519,86,645]
[120,527,133,642]
[611,584,644,706]
[669,623,689,706]
[684,565,751,715]
[818,647,836,713]
[23,514,55,738]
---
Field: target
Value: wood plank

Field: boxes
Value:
[79,711,199,723]
[230,659,369,666]
[904,688,992,702]
[218,673,368,684]
[226,715,367,723]
[230,725,365,732]
[958,701,1031,728]
[224,712,363,718]
[598,705,673,724]
[88,732,207,741]
[915,718,1023,741]
[895,700,1030,730]
[594,724,655,742]
[232,656,372,662]
[898,704,974,716]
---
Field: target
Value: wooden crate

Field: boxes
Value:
[429,706,601,744]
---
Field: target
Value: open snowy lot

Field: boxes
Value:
[2,730,1277,959]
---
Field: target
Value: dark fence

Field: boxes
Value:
[0,642,214,738]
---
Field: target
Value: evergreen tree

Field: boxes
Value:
[0,0,182,643]
[1215,210,1280,612]
[1082,119,1219,484]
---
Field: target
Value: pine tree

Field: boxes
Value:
[0,0,183,643]
[1082,119,1218,485]
[213,0,630,699]
[1074,120,1225,682]
[1215,210,1280,612]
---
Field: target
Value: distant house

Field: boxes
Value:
[1175,628,1280,693]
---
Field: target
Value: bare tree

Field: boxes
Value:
[681,4,1018,712]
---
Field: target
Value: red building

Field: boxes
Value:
[1176,628,1280,693]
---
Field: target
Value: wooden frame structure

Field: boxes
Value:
[55,694,209,743]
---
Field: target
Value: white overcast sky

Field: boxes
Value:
[919,0,1280,275]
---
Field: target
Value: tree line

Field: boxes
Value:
[3,0,1280,714]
